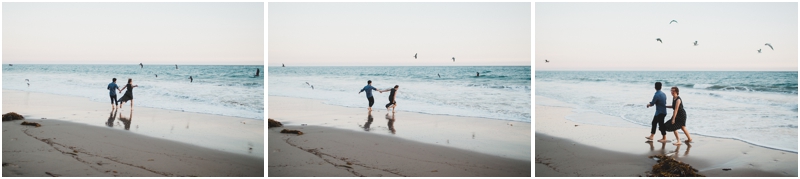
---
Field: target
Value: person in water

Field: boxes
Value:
[117,78,139,109]
[189,76,193,83]
[380,85,400,113]
[646,82,668,142]
[358,80,379,111]
[255,68,260,77]
[107,78,120,109]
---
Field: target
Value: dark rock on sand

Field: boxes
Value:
[2,112,24,121]
[648,154,705,177]
[280,129,303,135]
[21,121,41,127]
[268,118,283,128]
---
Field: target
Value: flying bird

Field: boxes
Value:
[414,53,417,59]
[545,59,549,63]
[25,79,29,82]
[656,38,662,43]
[155,74,158,78]
[693,41,698,46]
[282,63,285,67]
[175,64,178,69]
[306,82,310,86]
[670,20,678,24]
[139,63,143,68]
[189,76,193,83]
[765,43,773,50]
[758,49,762,53]
[452,57,455,62]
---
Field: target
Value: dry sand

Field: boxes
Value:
[269,125,530,177]
[535,98,798,177]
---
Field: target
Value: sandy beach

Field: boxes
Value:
[535,96,798,177]
[2,90,264,176]
[268,96,531,177]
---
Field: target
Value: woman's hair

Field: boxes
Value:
[671,86,679,95]
[128,78,132,84]
[394,85,399,88]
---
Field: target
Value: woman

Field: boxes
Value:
[117,78,139,109]
[661,86,692,145]
[381,85,399,112]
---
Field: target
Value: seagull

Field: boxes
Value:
[656,38,662,43]
[693,41,698,46]
[670,20,678,24]
[414,53,417,59]
[155,74,158,78]
[545,59,549,63]
[306,82,310,86]
[189,76,193,83]
[25,79,29,82]
[438,73,440,78]
[452,57,455,62]
[282,63,285,67]
[139,63,143,68]
[758,49,762,53]
[765,43,773,50]
[175,64,178,69]
[311,85,314,90]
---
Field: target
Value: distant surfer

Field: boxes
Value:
[255,68,260,77]
[189,76,193,83]
[139,63,143,68]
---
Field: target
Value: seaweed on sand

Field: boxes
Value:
[2,112,24,121]
[280,129,303,135]
[268,118,283,128]
[648,154,705,177]
[21,121,41,127]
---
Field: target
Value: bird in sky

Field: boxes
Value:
[670,20,678,24]
[693,41,698,46]
[765,43,773,50]
[452,57,455,62]
[414,53,417,59]
[545,59,550,63]
[758,49,762,53]
[656,38,662,43]
[139,63,143,68]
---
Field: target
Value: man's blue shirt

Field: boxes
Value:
[360,85,377,98]
[108,82,119,96]
[649,90,667,116]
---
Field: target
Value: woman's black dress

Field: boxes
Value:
[661,96,686,132]
[118,84,134,103]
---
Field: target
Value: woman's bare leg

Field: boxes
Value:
[672,131,681,145]
[681,126,692,142]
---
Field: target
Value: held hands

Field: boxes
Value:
[671,119,675,124]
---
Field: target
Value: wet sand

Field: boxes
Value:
[535,97,797,177]
[2,90,264,176]
[267,96,531,176]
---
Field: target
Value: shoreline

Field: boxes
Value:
[269,125,530,177]
[2,90,264,159]
[534,96,797,176]
[268,95,531,161]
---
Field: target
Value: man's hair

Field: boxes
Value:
[655,82,662,90]
[368,80,372,84]
[113,78,116,82]
[128,78,132,83]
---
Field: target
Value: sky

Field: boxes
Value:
[268,2,531,66]
[536,2,798,71]
[2,2,264,65]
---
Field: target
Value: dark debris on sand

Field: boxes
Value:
[21,121,41,127]
[2,112,24,121]
[281,129,303,135]
[648,154,705,177]
[268,118,283,128]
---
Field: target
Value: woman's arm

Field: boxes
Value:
[670,99,681,123]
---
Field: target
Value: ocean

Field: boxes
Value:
[2,64,264,120]
[268,66,532,122]
[535,71,798,153]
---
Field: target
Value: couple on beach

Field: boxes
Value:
[107,78,139,109]
[646,82,692,145]
[358,80,399,112]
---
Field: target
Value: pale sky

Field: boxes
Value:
[268,2,531,66]
[536,2,798,71]
[3,2,264,65]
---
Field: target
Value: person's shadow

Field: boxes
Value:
[117,110,133,130]
[360,111,374,131]
[386,112,396,134]
[106,109,117,127]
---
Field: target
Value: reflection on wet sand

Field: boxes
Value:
[106,109,117,127]
[647,140,691,158]
[360,111,374,131]
[118,110,133,130]
[386,112,396,134]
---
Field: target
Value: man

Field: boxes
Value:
[107,78,120,109]
[358,80,379,111]
[646,82,668,142]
